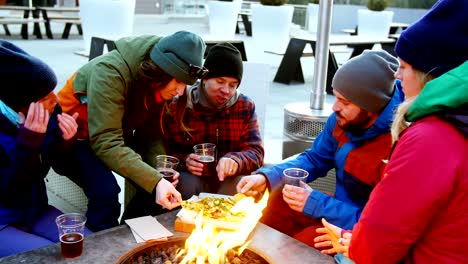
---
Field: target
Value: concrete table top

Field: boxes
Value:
[0,210,334,264]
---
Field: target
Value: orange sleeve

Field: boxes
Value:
[57,72,89,140]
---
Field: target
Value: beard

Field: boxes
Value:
[336,109,374,135]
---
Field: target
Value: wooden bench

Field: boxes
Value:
[0,18,46,39]
[0,5,44,39]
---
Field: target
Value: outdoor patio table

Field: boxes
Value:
[235,10,252,36]
[0,210,335,264]
[274,32,396,93]
[342,21,410,35]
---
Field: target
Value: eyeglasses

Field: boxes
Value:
[189,64,209,79]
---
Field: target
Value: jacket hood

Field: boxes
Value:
[347,81,404,142]
[114,35,162,79]
[407,61,468,137]
[439,105,468,137]
[407,61,468,122]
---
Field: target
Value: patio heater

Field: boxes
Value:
[282,0,334,159]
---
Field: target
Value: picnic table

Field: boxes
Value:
[0,5,81,39]
[0,5,45,39]
[38,6,81,39]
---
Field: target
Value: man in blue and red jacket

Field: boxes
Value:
[237,50,403,248]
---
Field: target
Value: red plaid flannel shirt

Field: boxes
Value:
[163,93,264,175]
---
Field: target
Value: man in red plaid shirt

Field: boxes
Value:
[163,43,264,199]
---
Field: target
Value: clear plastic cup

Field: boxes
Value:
[283,168,309,187]
[56,213,87,258]
[193,143,216,177]
[155,155,179,182]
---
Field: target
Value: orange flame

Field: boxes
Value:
[179,190,269,264]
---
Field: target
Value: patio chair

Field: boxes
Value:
[46,169,132,219]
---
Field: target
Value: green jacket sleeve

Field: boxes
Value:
[86,62,161,193]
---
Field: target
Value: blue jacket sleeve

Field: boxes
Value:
[304,189,362,230]
[0,125,45,204]
[257,115,338,189]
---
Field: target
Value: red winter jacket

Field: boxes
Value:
[350,117,468,264]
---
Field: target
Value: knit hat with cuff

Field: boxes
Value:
[395,0,468,78]
[203,42,243,84]
[332,50,399,113]
[0,40,57,111]
[150,31,206,85]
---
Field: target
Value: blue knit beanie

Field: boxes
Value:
[0,40,57,111]
[395,0,468,77]
[150,31,206,85]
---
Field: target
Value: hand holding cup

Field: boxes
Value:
[155,155,179,185]
[192,143,216,177]
[282,168,311,212]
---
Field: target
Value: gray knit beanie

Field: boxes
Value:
[150,31,206,85]
[332,50,399,113]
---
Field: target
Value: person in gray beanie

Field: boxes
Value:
[56,31,206,222]
[162,42,264,201]
[314,1,468,263]
[332,50,399,113]
[236,50,403,249]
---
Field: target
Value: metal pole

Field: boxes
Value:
[310,0,333,110]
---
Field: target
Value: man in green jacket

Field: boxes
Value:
[57,31,207,224]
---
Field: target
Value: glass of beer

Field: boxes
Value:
[56,213,87,258]
[193,143,216,177]
[155,155,179,182]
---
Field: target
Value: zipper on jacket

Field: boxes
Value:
[216,128,219,161]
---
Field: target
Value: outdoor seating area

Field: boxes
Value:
[0,0,450,264]
[0,0,428,221]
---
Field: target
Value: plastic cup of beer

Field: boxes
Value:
[155,155,179,182]
[193,143,216,176]
[56,213,87,258]
[283,168,309,187]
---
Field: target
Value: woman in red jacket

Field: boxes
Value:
[314,0,468,263]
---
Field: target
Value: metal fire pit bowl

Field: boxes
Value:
[116,237,269,264]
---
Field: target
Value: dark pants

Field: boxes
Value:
[261,187,331,250]
[52,141,121,232]
[120,184,169,223]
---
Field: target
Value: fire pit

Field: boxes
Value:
[116,237,269,264]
